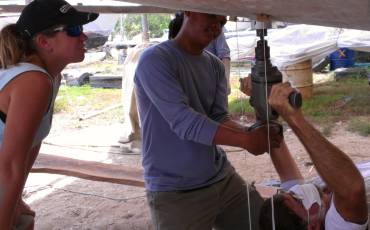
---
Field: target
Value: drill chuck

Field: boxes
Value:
[250,29,302,122]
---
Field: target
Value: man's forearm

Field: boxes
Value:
[221,119,245,131]
[213,120,281,155]
[270,141,303,183]
[213,123,250,149]
[285,112,364,198]
[223,119,303,183]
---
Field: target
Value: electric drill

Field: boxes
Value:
[249,26,302,129]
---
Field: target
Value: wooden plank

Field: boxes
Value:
[0,5,175,14]
[31,153,145,187]
[31,154,278,198]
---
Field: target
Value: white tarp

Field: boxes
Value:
[0,0,124,34]
[0,13,118,36]
[83,14,119,36]
[337,29,370,52]
[0,14,18,29]
[228,24,370,68]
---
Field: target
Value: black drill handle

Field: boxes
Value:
[288,91,302,109]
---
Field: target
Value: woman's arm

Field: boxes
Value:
[0,72,51,228]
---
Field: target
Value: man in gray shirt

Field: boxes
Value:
[135,12,282,230]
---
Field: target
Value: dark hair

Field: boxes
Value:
[168,11,184,39]
[259,194,307,230]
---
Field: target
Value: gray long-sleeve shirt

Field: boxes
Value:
[134,40,233,191]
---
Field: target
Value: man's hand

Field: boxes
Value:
[269,82,301,119]
[244,123,283,155]
[239,75,252,96]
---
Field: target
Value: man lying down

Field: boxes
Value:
[259,160,370,230]
[243,81,369,230]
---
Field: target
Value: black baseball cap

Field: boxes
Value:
[16,0,99,38]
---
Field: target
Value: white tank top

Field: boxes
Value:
[0,62,60,147]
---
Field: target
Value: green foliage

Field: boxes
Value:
[119,15,141,39]
[228,98,254,115]
[301,94,343,121]
[117,14,172,40]
[302,78,370,123]
[54,95,69,113]
[347,118,370,136]
[147,14,172,38]
[54,85,121,113]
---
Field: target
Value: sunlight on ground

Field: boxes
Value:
[25,175,77,205]
[27,124,127,205]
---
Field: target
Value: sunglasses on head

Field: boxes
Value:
[53,25,83,37]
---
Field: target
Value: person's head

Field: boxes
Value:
[259,184,330,230]
[177,11,226,50]
[168,11,184,39]
[0,0,98,69]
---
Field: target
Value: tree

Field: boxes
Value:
[116,14,172,40]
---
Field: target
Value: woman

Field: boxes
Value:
[0,0,98,228]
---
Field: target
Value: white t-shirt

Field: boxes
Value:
[281,179,369,229]
[325,197,368,230]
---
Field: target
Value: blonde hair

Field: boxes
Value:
[0,24,35,69]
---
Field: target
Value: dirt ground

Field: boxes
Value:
[24,113,370,229]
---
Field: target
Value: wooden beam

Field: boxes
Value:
[31,153,145,187]
[0,4,175,14]
[31,153,279,198]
